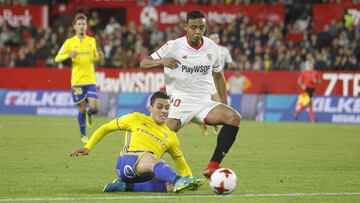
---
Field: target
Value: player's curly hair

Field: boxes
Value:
[150,91,170,106]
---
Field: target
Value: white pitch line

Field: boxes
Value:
[1,192,360,202]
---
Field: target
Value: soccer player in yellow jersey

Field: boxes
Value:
[55,13,104,143]
[71,91,203,193]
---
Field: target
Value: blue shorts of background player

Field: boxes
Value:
[71,84,99,143]
[71,84,99,103]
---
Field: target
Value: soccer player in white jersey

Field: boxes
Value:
[199,32,237,136]
[140,10,241,178]
[209,33,236,69]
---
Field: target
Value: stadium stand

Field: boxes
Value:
[0,0,359,70]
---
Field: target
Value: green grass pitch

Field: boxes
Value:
[1,115,360,203]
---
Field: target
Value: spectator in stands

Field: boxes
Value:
[285,23,303,45]
[317,25,332,49]
[273,52,291,70]
[103,37,114,66]
[1,1,359,70]
[88,11,101,34]
[252,54,263,71]
[150,25,165,47]
[263,53,273,71]
[14,46,35,67]
[292,55,303,71]
[36,38,51,62]
[239,54,251,70]
[0,24,13,45]
[104,16,121,35]
[314,50,329,70]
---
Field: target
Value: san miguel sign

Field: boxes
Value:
[127,4,284,30]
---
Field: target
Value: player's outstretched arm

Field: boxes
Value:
[70,119,120,157]
[85,119,120,150]
[140,57,180,69]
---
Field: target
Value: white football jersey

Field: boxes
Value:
[151,36,221,97]
[218,45,233,69]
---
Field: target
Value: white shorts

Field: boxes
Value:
[169,94,221,127]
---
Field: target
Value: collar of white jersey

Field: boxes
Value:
[186,36,204,50]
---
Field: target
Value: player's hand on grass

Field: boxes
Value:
[70,148,90,157]
[69,51,78,58]
[162,58,180,69]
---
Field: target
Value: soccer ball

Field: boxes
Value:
[209,168,237,195]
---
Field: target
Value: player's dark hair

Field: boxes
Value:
[150,91,170,106]
[73,13,87,25]
[186,10,206,22]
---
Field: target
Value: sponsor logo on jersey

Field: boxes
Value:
[135,127,167,149]
[181,65,210,74]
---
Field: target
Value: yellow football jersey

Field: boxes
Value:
[117,112,183,159]
[84,112,192,177]
[55,35,100,86]
[85,112,182,159]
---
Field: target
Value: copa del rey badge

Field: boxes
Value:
[207,54,212,61]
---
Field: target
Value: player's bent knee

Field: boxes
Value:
[227,111,241,126]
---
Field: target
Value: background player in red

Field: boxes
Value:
[294,57,322,122]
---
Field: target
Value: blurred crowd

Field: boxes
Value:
[3,0,360,6]
[0,0,360,70]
